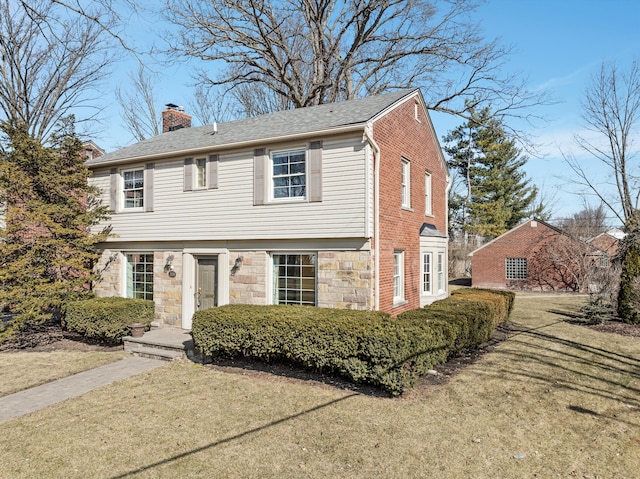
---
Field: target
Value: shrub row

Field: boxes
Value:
[192,289,514,395]
[64,297,154,343]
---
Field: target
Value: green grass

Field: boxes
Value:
[0,295,638,478]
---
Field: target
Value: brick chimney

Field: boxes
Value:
[162,103,192,133]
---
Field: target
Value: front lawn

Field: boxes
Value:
[0,295,638,478]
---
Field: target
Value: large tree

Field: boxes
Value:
[563,61,640,322]
[0,0,116,144]
[0,118,111,340]
[564,60,640,226]
[444,107,542,238]
[164,0,545,123]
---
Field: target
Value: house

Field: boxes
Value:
[86,89,450,329]
[469,218,606,292]
[588,228,625,260]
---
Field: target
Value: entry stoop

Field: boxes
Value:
[123,328,196,362]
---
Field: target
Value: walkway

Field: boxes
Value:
[0,356,165,423]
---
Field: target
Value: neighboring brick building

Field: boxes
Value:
[87,90,450,328]
[469,218,603,292]
[588,228,625,259]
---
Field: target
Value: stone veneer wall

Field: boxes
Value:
[317,251,374,310]
[93,249,183,327]
[229,251,268,305]
[93,249,120,297]
[153,251,182,327]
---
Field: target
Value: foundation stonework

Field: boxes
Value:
[317,251,374,310]
[93,249,120,298]
[229,251,268,304]
[153,251,182,327]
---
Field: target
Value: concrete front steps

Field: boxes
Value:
[123,328,197,362]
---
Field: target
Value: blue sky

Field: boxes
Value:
[98,0,640,225]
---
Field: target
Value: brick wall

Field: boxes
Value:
[374,97,448,314]
[471,219,582,291]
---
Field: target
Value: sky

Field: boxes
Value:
[96,0,640,225]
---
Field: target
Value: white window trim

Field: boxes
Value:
[121,167,144,211]
[270,148,308,202]
[401,159,411,208]
[425,171,432,216]
[437,252,445,294]
[123,251,154,300]
[270,252,318,306]
[194,157,207,189]
[421,252,432,295]
[393,251,405,304]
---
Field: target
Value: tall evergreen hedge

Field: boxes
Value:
[192,289,514,395]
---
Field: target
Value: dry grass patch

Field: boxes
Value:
[0,350,128,397]
[0,295,638,478]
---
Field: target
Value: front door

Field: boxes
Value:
[197,257,218,311]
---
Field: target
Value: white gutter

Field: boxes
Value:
[363,122,380,311]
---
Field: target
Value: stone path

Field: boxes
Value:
[0,356,165,423]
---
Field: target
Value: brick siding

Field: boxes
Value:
[374,98,448,314]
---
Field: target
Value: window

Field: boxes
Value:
[437,252,445,293]
[273,253,316,305]
[126,253,154,300]
[506,258,527,280]
[195,158,207,188]
[425,172,432,215]
[422,252,432,294]
[272,149,306,199]
[123,168,144,209]
[401,159,411,208]
[393,251,405,302]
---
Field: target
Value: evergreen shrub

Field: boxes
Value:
[192,289,513,395]
[65,297,154,343]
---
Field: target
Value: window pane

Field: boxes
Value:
[272,150,306,199]
[126,252,154,300]
[273,253,316,306]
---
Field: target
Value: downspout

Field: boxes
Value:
[364,123,380,310]
[445,172,452,296]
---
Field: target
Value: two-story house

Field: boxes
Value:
[87,89,450,329]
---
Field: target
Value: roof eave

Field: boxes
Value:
[86,123,367,168]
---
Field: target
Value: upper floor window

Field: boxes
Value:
[425,172,432,215]
[272,149,306,199]
[506,257,527,280]
[195,158,207,188]
[401,159,411,208]
[123,168,144,209]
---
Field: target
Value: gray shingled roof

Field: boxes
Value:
[87,89,416,166]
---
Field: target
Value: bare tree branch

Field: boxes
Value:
[564,60,640,226]
[116,66,161,142]
[0,0,117,144]
[163,0,550,124]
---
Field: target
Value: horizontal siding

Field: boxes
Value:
[90,136,369,242]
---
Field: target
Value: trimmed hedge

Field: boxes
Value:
[192,289,514,395]
[64,297,154,343]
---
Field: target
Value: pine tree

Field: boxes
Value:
[444,107,542,238]
[0,118,110,340]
